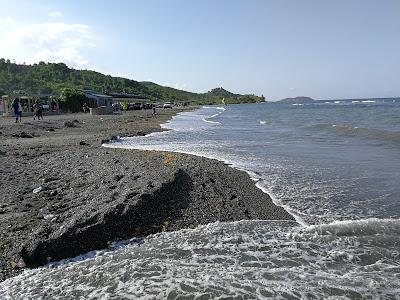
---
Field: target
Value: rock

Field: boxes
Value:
[64,121,77,128]
[43,214,55,220]
[20,132,33,138]
[43,177,58,183]
[137,131,146,136]
[101,136,118,144]
[12,132,33,138]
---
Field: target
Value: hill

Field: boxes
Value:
[278,96,315,104]
[0,59,264,105]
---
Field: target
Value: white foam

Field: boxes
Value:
[1,220,398,299]
[259,120,269,125]
[202,118,221,125]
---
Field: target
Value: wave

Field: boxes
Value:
[202,118,221,125]
[306,218,400,237]
[308,123,400,144]
[202,106,226,111]
[201,107,225,125]
[2,219,399,299]
[259,120,271,125]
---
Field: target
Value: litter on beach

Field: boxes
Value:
[32,187,43,194]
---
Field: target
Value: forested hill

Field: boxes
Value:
[0,59,264,104]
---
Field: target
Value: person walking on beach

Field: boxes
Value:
[12,99,22,123]
[33,101,43,120]
[152,105,156,117]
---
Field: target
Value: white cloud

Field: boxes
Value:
[49,11,62,18]
[0,16,96,68]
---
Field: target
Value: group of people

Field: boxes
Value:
[12,99,44,123]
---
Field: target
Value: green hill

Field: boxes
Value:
[207,87,239,98]
[0,59,264,105]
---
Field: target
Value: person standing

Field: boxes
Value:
[12,99,22,123]
[33,102,38,120]
[82,103,89,113]
[36,102,43,120]
[18,101,22,122]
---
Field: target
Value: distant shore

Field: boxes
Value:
[0,108,293,282]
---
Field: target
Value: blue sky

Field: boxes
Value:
[0,0,399,100]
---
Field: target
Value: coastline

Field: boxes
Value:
[0,108,293,282]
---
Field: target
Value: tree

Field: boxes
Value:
[121,100,129,112]
[59,88,88,113]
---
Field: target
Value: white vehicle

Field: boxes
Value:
[163,102,173,109]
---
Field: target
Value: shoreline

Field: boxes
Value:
[105,138,303,226]
[0,108,293,282]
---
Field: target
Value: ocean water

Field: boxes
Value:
[1,101,400,299]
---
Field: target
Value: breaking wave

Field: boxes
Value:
[1,220,399,299]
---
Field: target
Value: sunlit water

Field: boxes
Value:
[1,101,400,299]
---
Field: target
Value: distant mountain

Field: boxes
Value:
[0,59,264,105]
[278,96,315,104]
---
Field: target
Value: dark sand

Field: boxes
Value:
[0,108,293,282]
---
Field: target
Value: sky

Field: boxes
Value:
[0,0,399,100]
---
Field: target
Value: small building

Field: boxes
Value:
[83,90,113,108]
[1,94,33,116]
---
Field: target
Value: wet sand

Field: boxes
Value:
[0,108,293,282]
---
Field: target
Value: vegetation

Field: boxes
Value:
[0,59,265,105]
[59,88,91,113]
[121,100,129,112]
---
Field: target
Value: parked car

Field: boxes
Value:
[129,103,142,110]
[163,102,173,109]
[142,103,153,110]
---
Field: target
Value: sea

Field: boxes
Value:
[1,99,400,299]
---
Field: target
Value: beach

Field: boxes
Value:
[0,108,293,282]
